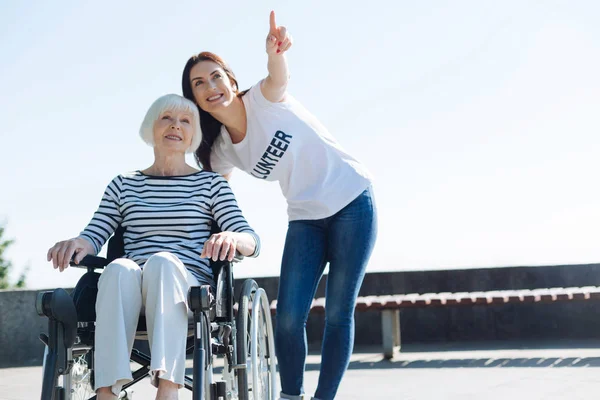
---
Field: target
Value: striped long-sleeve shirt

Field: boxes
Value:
[79,170,260,284]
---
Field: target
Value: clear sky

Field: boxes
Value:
[1,1,600,290]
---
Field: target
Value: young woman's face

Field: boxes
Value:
[189,60,237,113]
[152,109,194,154]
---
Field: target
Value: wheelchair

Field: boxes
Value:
[36,225,277,400]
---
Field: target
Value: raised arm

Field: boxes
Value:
[262,10,293,103]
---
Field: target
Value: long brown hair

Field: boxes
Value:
[181,52,246,171]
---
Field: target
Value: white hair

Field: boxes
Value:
[139,94,202,153]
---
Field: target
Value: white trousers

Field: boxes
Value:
[94,252,200,395]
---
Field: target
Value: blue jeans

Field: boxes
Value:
[275,186,378,400]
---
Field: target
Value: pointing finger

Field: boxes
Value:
[269,10,277,33]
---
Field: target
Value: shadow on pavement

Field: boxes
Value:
[303,341,600,370]
[184,354,600,377]
[330,356,600,370]
[184,341,600,374]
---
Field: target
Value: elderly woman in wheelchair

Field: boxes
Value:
[39,94,277,400]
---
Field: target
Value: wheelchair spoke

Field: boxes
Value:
[256,308,271,399]
[70,353,95,400]
[246,306,254,392]
[236,279,277,400]
[249,288,277,400]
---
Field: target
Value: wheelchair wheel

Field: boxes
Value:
[236,280,277,400]
[68,347,133,400]
[54,347,94,400]
[41,345,95,400]
[250,288,277,400]
[236,279,257,400]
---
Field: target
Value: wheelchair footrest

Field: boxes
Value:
[39,333,49,346]
[211,343,233,355]
[216,381,226,397]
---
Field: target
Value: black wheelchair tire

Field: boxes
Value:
[235,279,259,400]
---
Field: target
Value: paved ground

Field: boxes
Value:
[3,341,600,399]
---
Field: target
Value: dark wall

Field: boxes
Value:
[0,289,47,368]
[3,263,600,368]
[241,263,600,347]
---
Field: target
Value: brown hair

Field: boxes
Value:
[181,52,247,171]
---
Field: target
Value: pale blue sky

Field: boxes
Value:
[1,1,600,290]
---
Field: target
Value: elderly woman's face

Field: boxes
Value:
[153,110,194,153]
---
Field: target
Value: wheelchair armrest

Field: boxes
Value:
[69,252,241,271]
[69,255,109,270]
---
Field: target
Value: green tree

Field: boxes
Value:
[0,225,27,289]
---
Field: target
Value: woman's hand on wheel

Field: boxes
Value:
[266,10,293,56]
[201,232,240,262]
[47,237,94,272]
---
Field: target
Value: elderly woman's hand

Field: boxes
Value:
[47,237,95,272]
[201,231,256,262]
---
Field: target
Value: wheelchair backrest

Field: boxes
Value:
[106,225,126,263]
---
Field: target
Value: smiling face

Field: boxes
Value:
[189,60,238,113]
[152,109,194,154]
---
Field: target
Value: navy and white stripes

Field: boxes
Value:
[79,170,259,284]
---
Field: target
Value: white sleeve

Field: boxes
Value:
[250,80,271,108]
[210,139,235,176]
[250,79,288,108]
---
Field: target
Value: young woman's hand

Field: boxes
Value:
[266,11,293,56]
[263,10,292,102]
[47,237,95,272]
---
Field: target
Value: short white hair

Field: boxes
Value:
[139,94,202,153]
